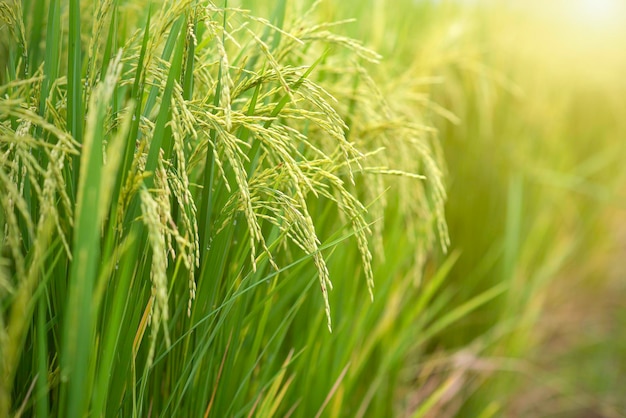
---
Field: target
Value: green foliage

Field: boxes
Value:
[4,0,625,417]
[0,0,452,416]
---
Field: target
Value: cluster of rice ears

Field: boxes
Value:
[0,0,455,416]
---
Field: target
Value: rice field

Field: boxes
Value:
[1,0,625,416]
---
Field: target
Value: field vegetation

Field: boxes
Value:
[1,0,625,416]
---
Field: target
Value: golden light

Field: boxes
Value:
[568,0,626,29]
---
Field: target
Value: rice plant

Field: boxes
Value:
[6,0,624,416]
[0,0,455,416]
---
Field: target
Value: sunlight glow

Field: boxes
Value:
[570,0,624,27]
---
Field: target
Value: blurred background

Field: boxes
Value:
[303,0,626,415]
